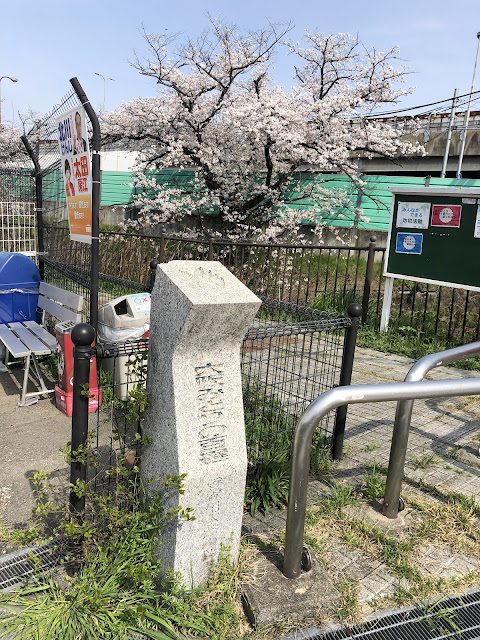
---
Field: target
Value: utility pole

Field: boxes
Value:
[457,32,480,178]
[0,76,18,130]
[440,88,459,178]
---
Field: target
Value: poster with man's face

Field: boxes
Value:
[56,107,92,244]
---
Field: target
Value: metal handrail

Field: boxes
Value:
[382,341,480,518]
[283,376,480,579]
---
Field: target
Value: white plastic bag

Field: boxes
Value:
[97,323,149,343]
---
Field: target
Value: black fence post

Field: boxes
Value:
[159,228,166,264]
[331,303,362,460]
[208,234,214,261]
[149,259,158,292]
[361,235,376,325]
[70,77,100,335]
[70,323,95,515]
[21,135,45,279]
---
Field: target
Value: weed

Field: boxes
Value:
[365,461,388,475]
[0,480,196,640]
[364,464,386,501]
[311,289,362,315]
[445,446,462,461]
[0,524,42,547]
[336,579,360,623]
[317,481,359,517]
[419,596,463,637]
[245,453,290,516]
[361,444,380,453]
[311,441,337,480]
[407,450,440,470]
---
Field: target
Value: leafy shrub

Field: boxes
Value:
[245,452,290,516]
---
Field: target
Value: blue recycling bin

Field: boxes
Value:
[0,253,40,324]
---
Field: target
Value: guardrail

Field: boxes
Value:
[382,341,480,519]
[282,376,480,579]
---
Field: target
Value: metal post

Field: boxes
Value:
[21,135,45,279]
[159,228,166,264]
[382,340,480,519]
[361,236,376,325]
[70,77,101,335]
[332,303,362,460]
[149,259,158,291]
[353,174,364,228]
[208,235,214,261]
[440,88,459,178]
[70,323,95,515]
[0,76,18,130]
[283,376,480,579]
[457,33,480,178]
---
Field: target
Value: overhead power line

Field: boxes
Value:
[365,89,480,119]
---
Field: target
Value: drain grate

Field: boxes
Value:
[283,590,480,639]
[0,539,65,591]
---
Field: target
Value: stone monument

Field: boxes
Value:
[142,261,261,586]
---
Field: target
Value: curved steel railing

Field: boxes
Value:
[382,341,480,518]
[283,376,480,579]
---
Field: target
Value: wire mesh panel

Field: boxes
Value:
[0,201,37,255]
[242,298,350,464]
[0,152,36,258]
[21,88,93,282]
[88,298,351,489]
[92,339,148,495]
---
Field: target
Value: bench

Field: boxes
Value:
[0,282,84,407]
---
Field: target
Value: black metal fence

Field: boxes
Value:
[43,222,377,313]
[242,298,358,465]
[68,297,360,508]
[43,223,480,347]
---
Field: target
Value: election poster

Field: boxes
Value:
[396,202,430,230]
[56,107,92,243]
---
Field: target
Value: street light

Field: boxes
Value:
[94,72,115,112]
[456,32,480,178]
[0,76,18,130]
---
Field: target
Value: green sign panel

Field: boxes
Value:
[384,187,480,292]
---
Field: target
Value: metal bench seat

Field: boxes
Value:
[0,322,55,407]
[0,282,84,407]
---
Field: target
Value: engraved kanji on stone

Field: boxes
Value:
[199,425,228,464]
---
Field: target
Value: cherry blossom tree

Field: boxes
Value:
[104,17,421,239]
[0,123,25,164]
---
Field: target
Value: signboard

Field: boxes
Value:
[56,107,92,243]
[431,205,462,228]
[395,232,423,255]
[396,201,430,229]
[384,187,480,293]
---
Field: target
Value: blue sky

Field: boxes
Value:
[1,0,480,125]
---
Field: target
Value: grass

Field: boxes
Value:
[337,579,361,624]
[356,320,480,372]
[363,464,386,501]
[407,450,441,470]
[299,472,480,626]
[0,523,42,547]
[361,444,380,453]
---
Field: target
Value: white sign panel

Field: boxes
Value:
[396,201,430,229]
[56,107,92,244]
[475,205,480,239]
